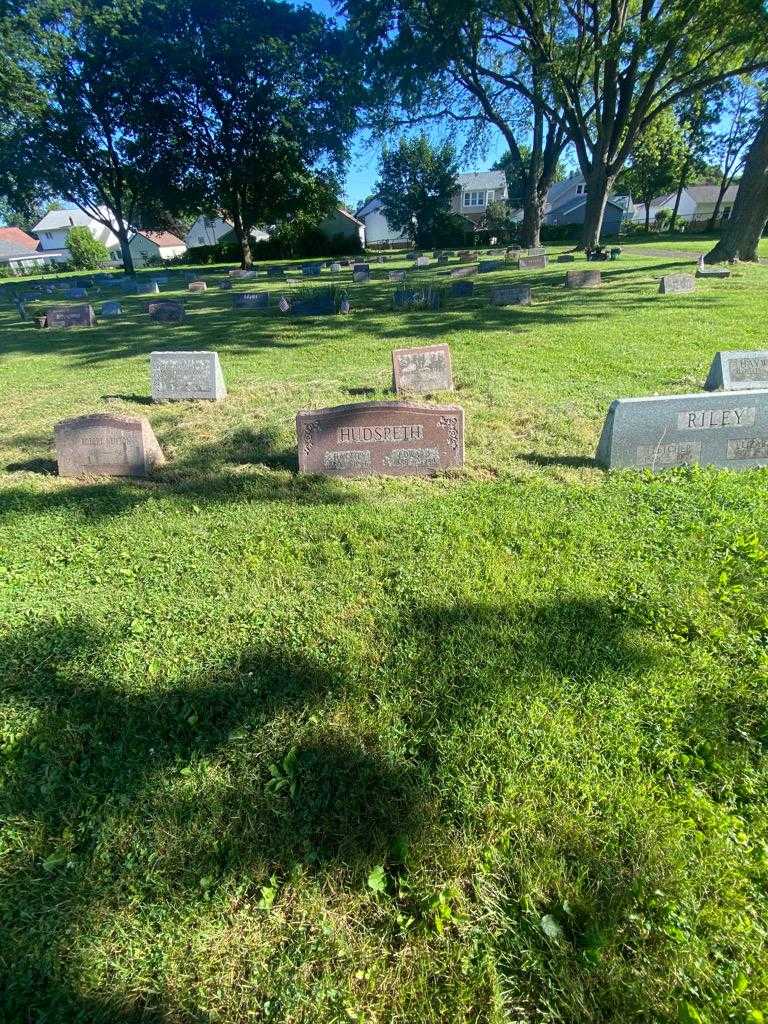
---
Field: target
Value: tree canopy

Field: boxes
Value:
[376,135,460,246]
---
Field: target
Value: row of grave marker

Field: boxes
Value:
[50,345,768,478]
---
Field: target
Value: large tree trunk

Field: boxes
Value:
[231,205,252,269]
[706,107,768,263]
[644,202,651,232]
[117,227,134,275]
[580,166,614,249]
[519,175,548,248]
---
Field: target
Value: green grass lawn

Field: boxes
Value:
[618,232,768,256]
[2,249,768,1024]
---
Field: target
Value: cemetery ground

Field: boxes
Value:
[1,245,768,1024]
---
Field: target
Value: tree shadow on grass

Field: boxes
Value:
[517,452,597,470]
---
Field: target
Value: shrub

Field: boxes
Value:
[67,226,110,269]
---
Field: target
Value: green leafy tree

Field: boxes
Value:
[159,0,362,268]
[493,146,565,206]
[377,135,459,246]
[66,226,109,269]
[707,79,763,229]
[617,113,686,231]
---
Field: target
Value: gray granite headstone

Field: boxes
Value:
[557,254,575,263]
[479,260,505,273]
[596,390,768,470]
[490,285,531,306]
[450,281,474,298]
[353,270,370,283]
[697,266,730,279]
[150,350,226,402]
[188,281,207,292]
[330,262,342,273]
[566,269,601,289]
[148,300,185,323]
[705,351,768,391]
[517,254,547,270]
[46,304,96,328]
[54,412,165,478]
[415,257,430,268]
[67,287,88,299]
[233,291,269,309]
[353,263,371,273]
[450,265,476,279]
[100,301,122,317]
[392,343,453,393]
[659,273,695,295]
[389,271,406,282]
[302,263,322,277]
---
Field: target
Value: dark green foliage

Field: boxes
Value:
[66,226,109,270]
[377,135,460,247]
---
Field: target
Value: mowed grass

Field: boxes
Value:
[1,249,768,1024]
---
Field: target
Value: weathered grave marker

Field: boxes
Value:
[415,257,430,268]
[659,273,695,295]
[330,262,342,273]
[557,254,575,263]
[566,269,601,289]
[353,270,370,283]
[188,281,207,292]
[450,280,474,298]
[148,300,185,323]
[54,412,165,478]
[705,351,768,391]
[490,284,531,306]
[302,263,322,277]
[150,350,226,402]
[392,344,453,393]
[353,262,370,273]
[596,391,768,470]
[450,265,476,279]
[459,253,475,264]
[389,270,406,282]
[479,260,505,273]
[297,401,464,476]
[233,291,269,310]
[67,287,88,299]
[45,304,96,328]
[100,301,122,317]
[517,254,548,270]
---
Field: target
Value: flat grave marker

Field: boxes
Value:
[566,269,601,289]
[392,343,453,394]
[150,350,226,402]
[706,351,768,391]
[297,400,464,477]
[233,291,269,310]
[490,284,531,306]
[596,390,768,470]
[659,273,695,295]
[45,304,96,328]
[55,412,165,478]
[479,260,505,273]
[450,280,474,298]
[557,254,575,263]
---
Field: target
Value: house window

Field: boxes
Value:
[576,184,584,195]
[45,231,53,239]
[463,190,488,208]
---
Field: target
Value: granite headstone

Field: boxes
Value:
[490,284,532,306]
[392,344,453,394]
[45,304,96,328]
[517,254,547,270]
[54,412,165,478]
[659,273,695,295]
[233,291,269,309]
[705,351,768,392]
[150,350,226,402]
[566,269,601,289]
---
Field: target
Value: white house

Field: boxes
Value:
[355,197,408,245]
[642,184,740,225]
[129,230,187,267]
[0,227,58,272]
[450,171,509,225]
[185,215,269,248]
[32,206,124,263]
[318,207,366,247]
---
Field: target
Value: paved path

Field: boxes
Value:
[621,246,701,261]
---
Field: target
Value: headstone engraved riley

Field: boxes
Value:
[148,300,185,323]
[706,351,768,391]
[596,390,768,470]
[450,280,474,298]
[517,254,547,270]
[150,350,226,402]
[566,269,601,289]
[233,291,269,310]
[659,273,695,295]
[101,301,122,317]
[45,304,96,328]
[479,260,505,273]
[188,281,207,292]
[297,401,464,476]
[392,344,453,393]
[490,284,531,306]
[54,412,165,478]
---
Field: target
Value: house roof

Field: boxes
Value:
[135,230,186,248]
[0,226,39,251]
[652,183,740,208]
[33,206,115,232]
[548,195,625,218]
[356,197,382,219]
[457,171,507,192]
[335,206,365,227]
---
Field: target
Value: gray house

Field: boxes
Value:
[542,174,629,235]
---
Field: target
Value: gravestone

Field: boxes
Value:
[596,390,768,470]
[415,257,430,268]
[148,300,185,323]
[479,260,505,273]
[297,401,464,477]
[450,280,474,298]
[54,412,165,478]
[67,287,88,299]
[566,269,601,289]
[659,273,695,295]
[459,253,476,264]
[100,301,122,317]
[330,262,342,273]
[557,254,575,263]
[705,351,768,391]
[697,266,730,279]
[46,304,96,328]
[150,350,226,402]
[302,263,322,277]
[353,263,370,273]
[267,266,285,278]
[219,279,233,290]
[392,344,453,393]
[517,254,547,269]
[233,291,269,310]
[437,256,449,265]
[389,271,406,282]
[490,284,531,306]
[353,270,370,283]
[450,265,476,279]
[188,281,207,292]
